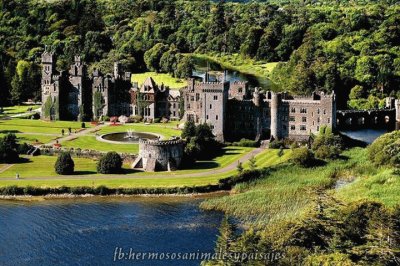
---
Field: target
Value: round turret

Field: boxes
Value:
[270,92,281,139]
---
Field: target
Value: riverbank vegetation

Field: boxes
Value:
[202,130,400,265]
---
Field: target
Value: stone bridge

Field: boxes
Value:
[336,109,397,130]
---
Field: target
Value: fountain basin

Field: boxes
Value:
[98,132,160,144]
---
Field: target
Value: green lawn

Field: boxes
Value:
[191,53,279,79]
[131,72,186,90]
[98,122,182,139]
[0,147,294,189]
[61,135,139,154]
[0,156,98,178]
[0,119,91,134]
[2,105,41,115]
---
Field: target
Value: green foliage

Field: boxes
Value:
[249,156,257,170]
[0,133,19,163]
[232,138,259,147]
[368,131,400,168]
[291,147,315,167]
[97,152,122,174]
[54,152,75,175]
[312,127,342,159]
[144,43,168,72]
[93,91,104,118]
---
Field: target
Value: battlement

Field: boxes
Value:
[139,138,184,146]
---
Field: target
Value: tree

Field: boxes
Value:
[249,156,256,170]
[0,134,19,163]
[144,43,168,72]
[54,152,75,175]
[312,128,343,159]
[181,120,196,140]
[215,216,236,254]
[97,152,123,174]
[291,147,315,167]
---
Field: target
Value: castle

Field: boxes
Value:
[41,50,338,142]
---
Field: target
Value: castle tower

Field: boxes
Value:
[114,62,121,79]
[270,92,281,139]
[253,88,261,107]
[41,49,60,120]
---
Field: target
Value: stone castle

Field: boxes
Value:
[41,50,338,142]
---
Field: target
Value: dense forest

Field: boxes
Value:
[1,0,400,109]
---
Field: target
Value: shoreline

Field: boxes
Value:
[0,190,229,202]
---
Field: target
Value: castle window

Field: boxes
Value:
[210,104,212,109]
[196,93,200,101]
[173,111,176,117]
[317,109,320,114]
[213,95,218,100]
[300,108,307,114]
[302,117,307,122]
[300,125,307,131]
[289,116,295,122]
[173,103,176,108]
[290,125,295,131]
[317,117,320,123]
[216,115,219,120]
[191,96,195,101]
[328,118,331,123]
[317,126,320,131]
[238,88,243,93]
[323,109,326,115]
[291,108,296,113]
[211,125,215,129]
[187,104,191,109]
[206,115,209,119]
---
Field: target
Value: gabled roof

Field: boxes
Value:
[140,77,157,93]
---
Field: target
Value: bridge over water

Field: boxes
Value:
[336,109,398,131]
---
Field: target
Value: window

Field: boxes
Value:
[323,109,326,115]
[317,109,320,115]
[238,88,243,93]
[196,93,200,101]
[187,104,191,109]
[206,115,209,119]
[328,118,331,123]
[210,104,212,109]
[211,125,215,129]
[290,125,296,131]
[289,116,295,122]
[300,125,307,131]
[216,115,219,120]
[213,95,218,100]
[302,117,307,122]
[300,108,307,114]
[190,96,195,101]
[291,108,296,113]
[173,103,176,108]
[317,117,320,123]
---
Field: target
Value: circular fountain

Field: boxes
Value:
[98,129,160,144]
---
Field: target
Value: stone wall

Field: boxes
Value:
[134,138,184,172]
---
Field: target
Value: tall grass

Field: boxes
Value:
[200,148,372,226]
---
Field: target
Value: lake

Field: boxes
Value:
[340,129,387,144]
[0,197,223,266]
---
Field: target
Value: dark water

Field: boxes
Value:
[192,57,272,89]
[340,129,387,144]
[101,132,158,143]
[0,197,223,266]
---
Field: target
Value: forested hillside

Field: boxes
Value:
[1,0,400,109]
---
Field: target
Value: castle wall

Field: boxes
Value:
[138,139,184,171]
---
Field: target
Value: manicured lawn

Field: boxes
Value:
[2,105,41,115]
[0,156,98,178]
[0,133,57,145]
[243,148,292,169]
[131,72,186,90]
[98,122,182,139]
[0,119,91,134]
[61,136,139,154]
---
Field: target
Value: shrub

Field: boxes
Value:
[232,138,259,147]
[153,118,161,123]
[312,127,342,159]
[97,152,123,174]
[368,131,400,167]
[269,139,284,149]
[17,143,32,155]
[130,115,143,123]
[54,152,75,175]
[291,147,315,167]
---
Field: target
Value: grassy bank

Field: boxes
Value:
[191,53,278,79]
[200,148,375,226]
[131,72,186,89]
